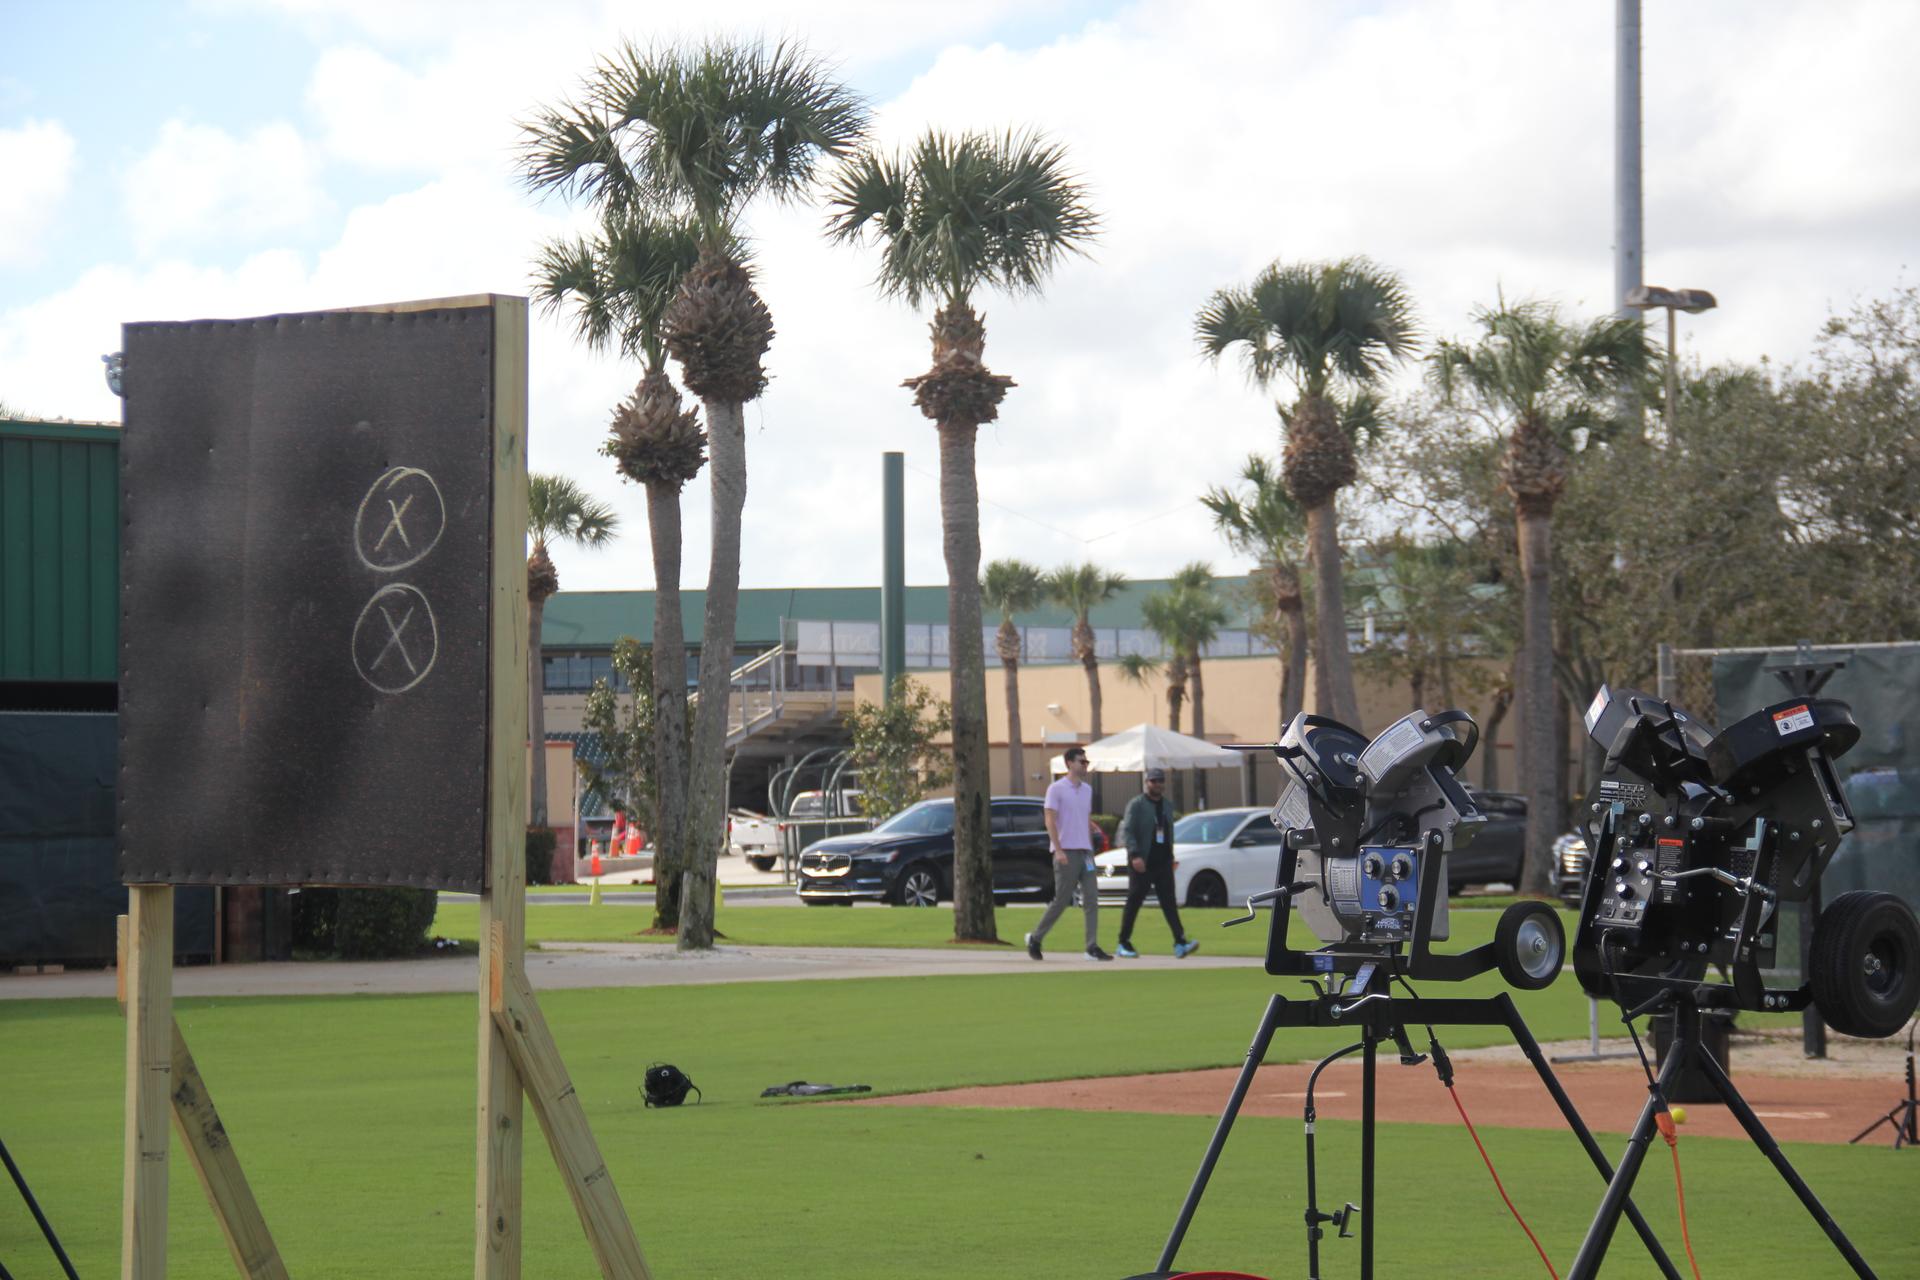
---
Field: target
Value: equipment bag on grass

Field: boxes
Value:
[643,1063,700,1107]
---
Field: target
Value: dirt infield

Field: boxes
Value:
[861,1031,1914,1147]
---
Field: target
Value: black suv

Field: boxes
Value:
[1448,789,1528,891]
[796,796,1055,906]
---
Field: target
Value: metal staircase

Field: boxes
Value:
[690,644,844,750]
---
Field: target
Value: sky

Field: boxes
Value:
[3,0,1916,595]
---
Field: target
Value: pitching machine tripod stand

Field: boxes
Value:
[1849,1016,1918,1149]
[1151,974,1684,1280]
[1567,991,1879,1279]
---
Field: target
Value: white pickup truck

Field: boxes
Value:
[728,809,781,871]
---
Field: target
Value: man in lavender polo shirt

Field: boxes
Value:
[1027,745,1112,961]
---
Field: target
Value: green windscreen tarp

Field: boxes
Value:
[1711,645,1920,916]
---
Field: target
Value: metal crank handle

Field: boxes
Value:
[1330,992,1389,1020]
[1225,882,1312,927]
[1664,865,1776,902]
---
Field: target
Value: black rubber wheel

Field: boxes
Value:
[1186,871,1227,909]
[1494,901,1565,991]
[894,863,941,907]
[748,856,776,873]
[1810,890,1920,1039]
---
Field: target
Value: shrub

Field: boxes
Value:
[526,827,557,886]
[291,886,437,959]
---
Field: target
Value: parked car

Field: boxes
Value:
[1093,807,1284,909]
[728,809,780,871]
[1449,788,1528,892]
[795,796,1054,906]
[1555,830,1591,907]
[788,788,865,819]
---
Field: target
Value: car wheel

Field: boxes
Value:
[748,856,775,873]
[1810,891,1920,1039]
[894,863,941,908]
[1186,871,1227,909]
[1494,901,1565,991]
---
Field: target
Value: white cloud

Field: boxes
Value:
[123,119,331,255]
[0,119,78,267]
[9,0,1920,594]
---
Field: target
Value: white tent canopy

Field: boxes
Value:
[1048,722,1245,775]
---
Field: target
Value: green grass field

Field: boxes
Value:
[3,959,1908,1278]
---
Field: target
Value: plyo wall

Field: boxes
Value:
[118,305,501,891]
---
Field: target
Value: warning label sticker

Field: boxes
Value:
[1773,704,1814,736]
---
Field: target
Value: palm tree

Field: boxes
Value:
[1168,563,1228,740]
[981,559,1045,796]
[1202,455,1308,735]
[827,129,1098,942]
[1197,258,1417,726]
[1139,594,1190,733]
[533,209,709,930]
[1045,562,1127,740]
[1430,297,1650,896]
[525,475,618,837]
[523,38,868,949]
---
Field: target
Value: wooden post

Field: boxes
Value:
[123,885,173,1280]
[491,950,651,1278]
[477,293,530,1279]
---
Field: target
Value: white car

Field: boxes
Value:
[728,809,780,871]
[1095,806,1285,909]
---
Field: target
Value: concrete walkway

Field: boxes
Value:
[0,940,1254,1001]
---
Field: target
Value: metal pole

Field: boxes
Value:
[1664,307,1678,434]
[1656,642,1677,702]
[881,452,906,703]
[1615,0,1643,323]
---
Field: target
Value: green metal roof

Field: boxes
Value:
[541,576,1258,650]
[1,419,121,681]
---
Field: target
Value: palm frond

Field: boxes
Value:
[1202,453,1305,559]
[981,558,1047,619]
[1199,257,1415,398]
[1043,561,1127,616]
[528,473,621,549]
[824,128,1099,309]
[530,210,708,367]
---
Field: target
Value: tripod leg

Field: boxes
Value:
[1566,1033,1687,1280]
[1503,999,1683,1280]
[1694,1046,1878,1278]
[1849,1110,1898,1145]
[1362,1029,1377,1280]
[1156,995,1284,1272]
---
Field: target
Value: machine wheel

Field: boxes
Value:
[1494,901,1565,991]
[1810,891,1920,1039]
[1186,872,1228,909]
[748,855,776,873]
[894,864,942,907]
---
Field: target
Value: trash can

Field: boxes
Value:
[1649,1008,1735,1104]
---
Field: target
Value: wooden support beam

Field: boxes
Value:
[122,885,173,1280]
[119,914,290,1279]
[477,293,530,1280]
[170,1029,290,1279]
[490,945,651,1280]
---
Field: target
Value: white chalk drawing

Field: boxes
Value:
[352,583,439,693]
[355,467,445,571]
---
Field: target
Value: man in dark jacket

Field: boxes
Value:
[1116,767,1198,958]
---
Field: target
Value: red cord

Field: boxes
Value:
[1448,1084,1560,1279]
[1661,1118,1705,1280]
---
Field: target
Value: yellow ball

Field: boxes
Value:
[1671,1106,1688,1125]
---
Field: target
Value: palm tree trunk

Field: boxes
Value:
[1280,602,1308,732]
[527,595,549,832]
[679,398,746,950]
[1003,650,1026,798]
[1517,508,1557,897]
[646,478,689,932]
[1190,654,1208,805]
[940,423,997,942]
[1481,676,1514,791]
[1305,501,1360,726]
[1084,651,1103,741]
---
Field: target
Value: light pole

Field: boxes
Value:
[1625,285,1716,433]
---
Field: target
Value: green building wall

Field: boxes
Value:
[0,420,121,683]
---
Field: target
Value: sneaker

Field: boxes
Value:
[1086,945,1115,962]
[1116,941,1140,959]
[1174,939,1200,959]
[1025,932,1043,961]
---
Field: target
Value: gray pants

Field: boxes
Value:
[1031,852,1099,949]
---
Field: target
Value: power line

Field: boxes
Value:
[902,462,1197,547]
